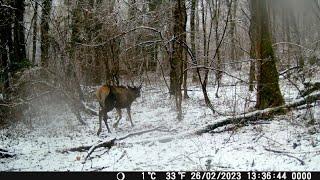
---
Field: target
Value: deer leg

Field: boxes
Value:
[97,107,103,135]
[127,107,134,127]
[103,111,111,133]
[113,108,122,128]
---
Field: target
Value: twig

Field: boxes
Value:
[279,66,299,76]
[83,138,116,162]
[118,126,162,141]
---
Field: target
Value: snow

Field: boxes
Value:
[1,75,320,171]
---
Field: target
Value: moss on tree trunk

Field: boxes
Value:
[250,0,284,109]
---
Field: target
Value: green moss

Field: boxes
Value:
[309,55,318,66]
[11,58,32,72]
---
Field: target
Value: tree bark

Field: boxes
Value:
[13,0,26,71]
[183,47,189,98]
[40,0,52,68]
[214,0,222,98]
[229,0,238,70]
[190,0,198,82]
[250,0,284,109]
[32,1,38,65]
[0,3,14,97]
[248,19,256,92]
[170,0,187,120]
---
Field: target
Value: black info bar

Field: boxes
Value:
[1,171,319,180]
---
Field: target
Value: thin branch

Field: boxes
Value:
[272,42,313,52]
[279,66,299,76]
[264,147,305,165]
[186,66,249,85]
[0,2,17,10]
[75,26,165,48]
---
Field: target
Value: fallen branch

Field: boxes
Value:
[301,82,320,97]
[279,66,299,76]
[264,147,305,165]
[83,138,116,162]
[0,148,16,158]
[118,127,161,141]
[60,127,162,161]
[196,91,320,135]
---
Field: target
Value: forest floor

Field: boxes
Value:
[1,72,320,171]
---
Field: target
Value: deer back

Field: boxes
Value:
[111,86,140,108]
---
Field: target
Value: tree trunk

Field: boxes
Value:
[248,13,256,92]
[250,0,284,109]
[214,0,222,98]
[229,0,238,70]
[183,46,189,99]
[13,0,26,71]
[190,0,198,82]
[40,0,52,68]
[144,0,163,73]
[198,0,214,111]
[32,2,38,65]
[0,2,14,97]
[248,47,256,91]
[0,24,10,98]
[170,0,187,120]
[290,11,304,71]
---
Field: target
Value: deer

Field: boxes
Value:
[95,84,141,135]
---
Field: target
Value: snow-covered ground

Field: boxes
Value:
[1,74,320,171]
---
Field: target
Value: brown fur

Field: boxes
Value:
[96,85,141,135]
[96,85,111,107]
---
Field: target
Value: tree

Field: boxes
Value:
[146,0,164,72]
[190,0,197,82]
[170,0,187,120]
[13,0,26,71]
[40,0,52,68]
[214,0,222,98]
[32,1,38,65]
[229,0,238,69]
[250,0,284,109]
[0,2,13,98]
[0,0,28,97]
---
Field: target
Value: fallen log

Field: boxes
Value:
[301,82,320,97]
[0,148,16,158]
[196,91,320,134]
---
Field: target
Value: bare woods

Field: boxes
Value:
[0,0,319,129]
